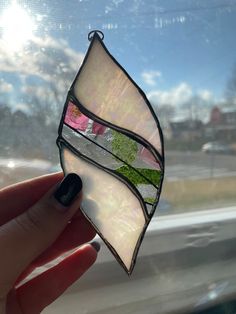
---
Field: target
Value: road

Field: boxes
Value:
[165,151,236,181]
[0,151,235,188]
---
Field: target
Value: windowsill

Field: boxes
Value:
[95,205,236,263]
[41,206,236,314]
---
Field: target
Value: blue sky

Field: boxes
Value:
[0,0,236,116]
[42,0,236,95]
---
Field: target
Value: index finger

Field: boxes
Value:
[0,172,63,226]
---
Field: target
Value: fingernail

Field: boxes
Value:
[54,173,83,207]
[90,241,101,252]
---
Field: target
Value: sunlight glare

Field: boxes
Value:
[7,161,15,168]
[0,1,37,52]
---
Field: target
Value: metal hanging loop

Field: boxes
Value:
[88,30,104,41]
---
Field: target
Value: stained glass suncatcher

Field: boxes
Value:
[57,30,164,274]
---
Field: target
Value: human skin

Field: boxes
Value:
[0,172,97,314]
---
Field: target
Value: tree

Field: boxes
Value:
[155,104,175,128]
[225,63,236,106]
[22,69,77,161]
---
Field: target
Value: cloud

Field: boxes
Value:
[21,85,57,103]
[141,70,162,86]
[11,103,30,113]
[0,34,85,113]
[0,35,84,89]
[197,89,213,102]
[147,82,192,107]
[147,83,217,122]
[0,79,13,93]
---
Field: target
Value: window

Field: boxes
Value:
[1,1,236,313]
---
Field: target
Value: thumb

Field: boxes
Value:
[0,173,83,290]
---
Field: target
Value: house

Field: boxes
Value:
[168,119,204,141]
[206,106,236,141]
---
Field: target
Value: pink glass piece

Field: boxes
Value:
[139,147,161,170]
[92,121,106,135]
[65,101,89,131]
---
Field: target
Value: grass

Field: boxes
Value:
[162,176,236,213]
[144,197,156,203]
[116,166,161,186]
[114,167,236,212]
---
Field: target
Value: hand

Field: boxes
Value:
[0,172,98,314]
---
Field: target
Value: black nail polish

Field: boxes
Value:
[90,241,101,252]
[54,173,83,206]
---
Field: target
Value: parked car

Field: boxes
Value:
[202,142,234,154]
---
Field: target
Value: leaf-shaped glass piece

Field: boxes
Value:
[57,31,164,274]
[73,34,162,156]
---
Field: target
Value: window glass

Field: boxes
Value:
[0,0,236,214]
[1,1,236,313]
[1,0,236,215]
